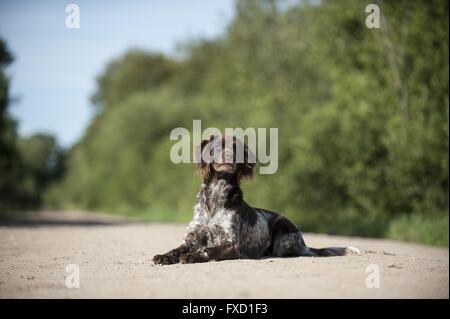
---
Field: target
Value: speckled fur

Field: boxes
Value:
[153,136,358,265]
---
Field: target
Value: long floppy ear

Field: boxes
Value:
[195,136,215,179]
[239,142,256,179]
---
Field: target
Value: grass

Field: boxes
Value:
[387,213,449,247]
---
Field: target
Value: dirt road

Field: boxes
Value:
[0,211,448,298]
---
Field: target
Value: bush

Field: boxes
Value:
[388,213,449,247]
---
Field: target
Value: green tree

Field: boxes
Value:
[0,39,28,212]
[52,0,449,245]
[18,134,65,206]
[91,50,178,111]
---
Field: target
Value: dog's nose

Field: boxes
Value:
[212,149,233,164]
[223,150,234,164]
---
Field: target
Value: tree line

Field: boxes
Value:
[1,0,448,245]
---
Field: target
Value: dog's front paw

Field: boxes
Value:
[179,254,194,264]
[153,254,178,265]
[180,252,206,264]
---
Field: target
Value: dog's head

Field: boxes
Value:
[196,135,255,180]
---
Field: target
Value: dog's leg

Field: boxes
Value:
[153,244,192,265]
[180,242,238,264]
[153,226,210,265]
[270,216,359,257]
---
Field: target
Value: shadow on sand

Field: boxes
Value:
[0,211,133,228]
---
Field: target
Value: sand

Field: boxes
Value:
[0,211,448,298]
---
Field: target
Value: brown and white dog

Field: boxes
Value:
[153,135,359,265]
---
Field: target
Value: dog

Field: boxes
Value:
[153,135,359,265]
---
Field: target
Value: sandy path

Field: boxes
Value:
[0,211,448,298]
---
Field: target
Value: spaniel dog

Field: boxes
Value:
[153,135,359,265]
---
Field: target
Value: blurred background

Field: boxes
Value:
[0,0,448,246]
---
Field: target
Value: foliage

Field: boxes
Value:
[388,213,449,246]
[18,134,65,206]
[41,0,450,245]
[0,38,29,212]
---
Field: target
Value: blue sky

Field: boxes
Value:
[0,0,235,147]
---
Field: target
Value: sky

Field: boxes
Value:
[0,0,235,147]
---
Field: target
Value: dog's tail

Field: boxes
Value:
[303,246,360,257]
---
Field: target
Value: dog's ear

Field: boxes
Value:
[195,136,215,179]
[239,142,256,179]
